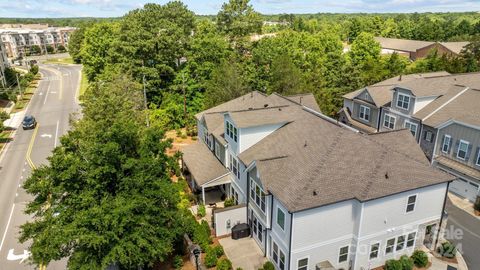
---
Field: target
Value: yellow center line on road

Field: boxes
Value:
[25,124,39,170]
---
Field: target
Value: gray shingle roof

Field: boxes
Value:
[228,105,296,128]
[375,37,434,52]
[239,108,453,212]
[440,42,470,54]
[182,142,229,186]
[284,93,321,111]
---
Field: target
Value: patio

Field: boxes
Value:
[219,237,266,270]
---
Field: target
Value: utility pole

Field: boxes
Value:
[16,73,22,100]
[142,74,150,127]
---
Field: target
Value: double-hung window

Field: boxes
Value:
[369,243,380,259]
[396,235,406,251]
[250,178,266,213]
[338,246,349,263]
[229,154,240,179]
[406,195,416,213]
[404,121,418,137]
[425,131,434,142]
[297,258,308,270]
[442,135,451,153]
[397,93,410,110]
[359,105,370,122]
[277,207,285,230]
[384,114,396,129]
[457,140,469,160]
[476,148,480,166]
[225,121,238,142]
[385,238,395,254]
[407,232,416,247]
[215,142,220,158]
[272,241,285,270]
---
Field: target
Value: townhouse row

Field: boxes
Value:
[340,71,480,203]
[182,91,453,270]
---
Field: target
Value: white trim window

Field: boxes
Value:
[476,148,480,166]
[277,207,285,230]
[297,258,308,270]
[338,246,349,263]
[225,121,238,142]
[396,235,406,251]
[407,232,416,247]
[406,195,416,213]
[457,140,469,160]
[383,114,396,129]
[404,121,418,137]
[397,93,410,110]
[442,135,451,153]
[385,238,395,254]
[250,178,266,213]
[424,131,434,142]
[229,154,240,179]
[359,105,371,122]
[369,243,380,260]
[215,141,220,158]
[272,241,286,270]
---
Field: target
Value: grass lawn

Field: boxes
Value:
[0,129,13,152]
[79,69,88,97]
[43,56,74,65]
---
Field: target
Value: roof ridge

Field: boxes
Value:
[229,104,290,114]
[258,155,288,162]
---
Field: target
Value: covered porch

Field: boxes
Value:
[181,142,232,204]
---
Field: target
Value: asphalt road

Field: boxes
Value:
[445,199,480,269]
[0,64,81,269]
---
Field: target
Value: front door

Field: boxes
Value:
[423,224,436,249]
[251,213,263,245]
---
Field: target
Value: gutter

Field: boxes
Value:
[288,211,293,270]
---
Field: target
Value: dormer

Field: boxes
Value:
[391,87,440,115]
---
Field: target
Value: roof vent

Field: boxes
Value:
[398,74,402,81]
[385,172,389,179]
[248,107,253,110]
[313,190,318,196]
[251,92,253,98]
[264,104,269,108]
[299,97,303,104]
[304,140,308,147]
[278,108,282,111]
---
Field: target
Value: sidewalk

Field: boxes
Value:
[421,246,468,270]
[448,193,480,220]
[3,110,27,129]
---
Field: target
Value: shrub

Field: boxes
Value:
[192,220,212,251]
[212,244,224,258]
[173,255,183,270]
[204,248,217,268]
[176,129,182,136]
[474,196,480,212]
[260,261,275,270]
[385,259,402,270]
[216,258,233,270]
[30,65,39,75]
[437,241,457,258]
[236,268,243,270]
[181,134,187,139]
[411,250,429,267]
[197,204,206,217]
[224,197,235,207]
[399,255,413,270]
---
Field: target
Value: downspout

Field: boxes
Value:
[377,107,382,132]
[434,181,451,250]
[288,212,293,270]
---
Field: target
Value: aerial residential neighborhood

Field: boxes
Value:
[0,1,479,270]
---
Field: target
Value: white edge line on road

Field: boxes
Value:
[43,82,51,105]
[0,204,15,252]
[55,120,59,148]
[449,216,480,240]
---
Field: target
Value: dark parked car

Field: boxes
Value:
[22,115,37,130]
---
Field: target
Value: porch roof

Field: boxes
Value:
[436,156,480,180]
[182,142,229,186]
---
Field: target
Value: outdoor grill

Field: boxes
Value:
[231,223,250,239]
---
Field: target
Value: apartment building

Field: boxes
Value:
[0,26,75,58]
[0,40,8,87]
[182,91,453,270]
[341,72,480,203]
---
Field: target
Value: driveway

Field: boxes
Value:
[445,198,480,269]
[219,237,266,270]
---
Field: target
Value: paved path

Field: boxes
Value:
[0,64,81,269]
[446,198,480,269]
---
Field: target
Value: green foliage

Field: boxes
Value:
[269,54,306,95]
[57,44,66,53]
[348,32,381,66]
[29,45,42,55]
[216,258,233,270]
[192,220,212,251]
[224,197,236,208]
[385,259,403,270]
[68,27,86,63]
[212,245,224,258]
[46,45,54,54]
[20,73,188,269]
[259,261,275,270]
[197,204,206,217]
[217,0,262,39]
[0,111,9,133]
[411,250,429,268]
[204,248,217,268]
[399,255,414,270]
[30,65,39,75]
[173,255,183,270]
[438,241,457,258]
[474,196,480,212]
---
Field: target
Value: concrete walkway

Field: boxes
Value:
[219,237,266,270]
[448,193,480,220]
[420,246,468,270]
[3,110,26,129]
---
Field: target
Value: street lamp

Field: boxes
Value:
[193,247,201,270]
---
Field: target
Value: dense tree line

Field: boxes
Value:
[69,1,480,123]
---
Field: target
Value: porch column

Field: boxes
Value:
[202,186,206,205]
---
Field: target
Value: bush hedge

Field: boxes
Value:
[192,220,211,251]
[216,258,233,270]
[259,261,275,270]
[212,245,224,258]
[385,259,403,270]
[197,204,206,217]
[224,197,235,207]
[173,255,183,270]
[411,250,429,267]
[204,248,217,268]
[438,241,457,258]
[399,255,414,270]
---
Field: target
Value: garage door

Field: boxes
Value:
[449,178,479,202]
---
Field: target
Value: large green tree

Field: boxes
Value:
[216,0,262,39]
[20,73,185,270]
